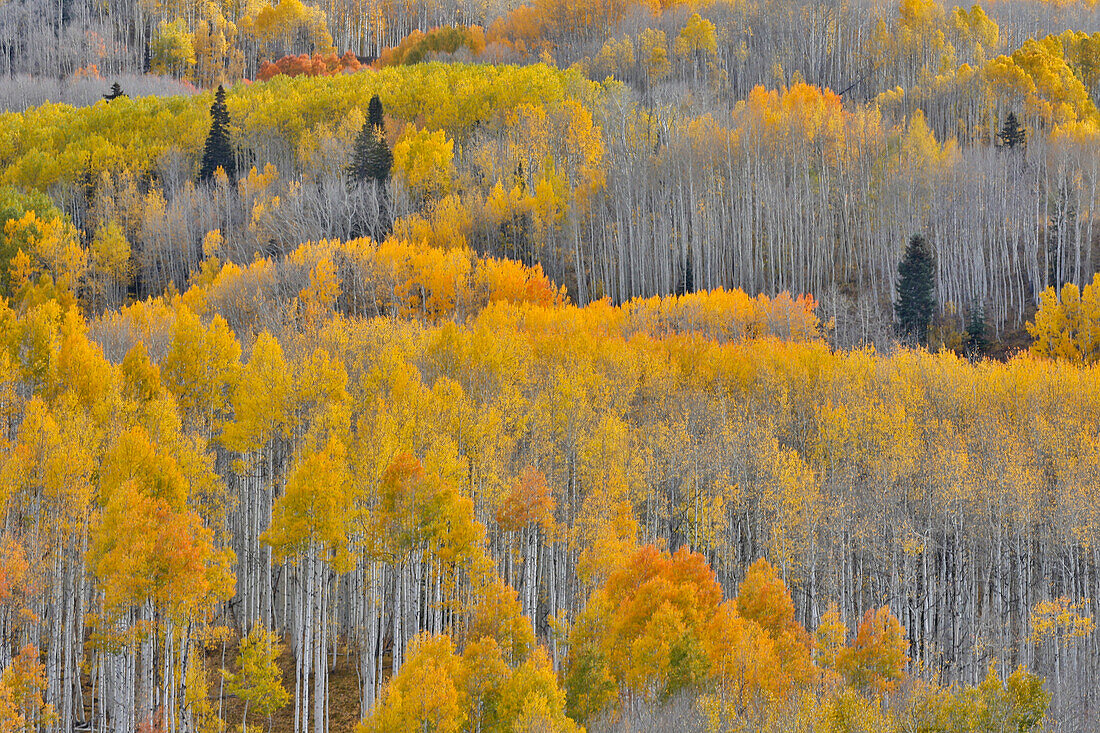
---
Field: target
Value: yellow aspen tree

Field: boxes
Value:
[674,13,717,85]
[222,622,290,731]
[495,646,578,732]
[1028,274,1100,364]
[0,646,55,732]
[392,126,455,203]
[705,600,787,708]
[161,307,241,439]
[262,437,350,733]
[121,343,163,403]
[356,634,465,733]
[814,603,849,685]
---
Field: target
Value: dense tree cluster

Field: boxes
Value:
[1,0,1100,729]
[0,237,1092,730]
[257,51,364,81]
[0,28,1099,344]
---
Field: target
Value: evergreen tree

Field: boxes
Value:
[965,301,989,357]
[103,82,125,101]
[367,94,384,129]
[895,234,936,346]
[998,112,1027,149]
[199,85,235,183]
[348,94,392,184]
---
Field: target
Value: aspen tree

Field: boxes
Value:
[223,622,289,731]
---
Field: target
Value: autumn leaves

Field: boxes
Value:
[564,546,907,723]
[0,241,1087,730]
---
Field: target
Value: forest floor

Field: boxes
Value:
[75,638,366,733]
[213,642,364,733]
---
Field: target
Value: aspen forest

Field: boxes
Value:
[3,0,1100,730]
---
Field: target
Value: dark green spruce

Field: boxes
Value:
[103,82,126,101]
[348,94,393,184]
[894,234,936,346]
[965,301,989,357]
[998,111,1027,149]
[199,85,236,182]
[367,94,384,130]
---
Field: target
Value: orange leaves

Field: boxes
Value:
[835,606,909,695]
[568,545,722,713]
[386,238,552,315]
[379,238,469,317]
[478,258,564,310]
[604,546,724,630]
[736,558,813,685]
[0,536,28,606]
[297,256,342,329]
[737,559,800,635]
[568,549,847,720]
[568,550,909,721]
[93,423,233,618]
[734,83,850,154]
[257,51,362,81]
[495,466,556,534]
[254,238,562,324]
[374,452,482,563]
[704,601,786,705]
[623,288,819,343]
[91,478,233,618]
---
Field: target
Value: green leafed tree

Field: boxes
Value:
[367,94,384,129]
[998,111,1027,149]
[103,82,126,101]
[199,85,236,183]
[895,234,936,346]
[965,300,989,357]
[348,94,393,184]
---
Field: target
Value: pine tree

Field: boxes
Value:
[103,82,125,101]
[199,85,235,183]
[965,301,989,357]
[368,94,384,129]
[894,234,936,346]
[348,94,393,184]
[998,112,1027,149]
